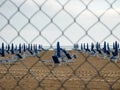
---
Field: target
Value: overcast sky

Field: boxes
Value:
[0,0,120,47]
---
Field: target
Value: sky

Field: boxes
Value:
[0,0,120,47]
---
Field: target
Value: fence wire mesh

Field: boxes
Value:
[0,0,120,90]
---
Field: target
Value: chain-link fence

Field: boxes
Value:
[0,0,120,90]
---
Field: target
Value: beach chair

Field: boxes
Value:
[16,54,23,59]
[97,49,102,55]
[65,53,72,59]
[59,49,75,63]
[90,43,96,56]
[27,50,34,55]
[52,55,60,64]
[0,59,17,65]
[101,43,111,59]
[110,50,119,63]
[0,60,9,64]
[110,42,119,63]
[110,56,119,63]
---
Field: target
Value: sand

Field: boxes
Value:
[0,50,120,90]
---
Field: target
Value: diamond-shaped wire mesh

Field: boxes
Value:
[0,0,120,90]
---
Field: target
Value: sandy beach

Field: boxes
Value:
[0,50,120,90]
